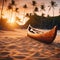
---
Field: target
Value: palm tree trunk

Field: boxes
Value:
[53,7,54,17]
[41,10,43,28]
[52,7,54,27]
[0,0,4,29]
[1,0,4,20]
[48,6,51,16]
[33,6,35,15]
[23,9,25,21]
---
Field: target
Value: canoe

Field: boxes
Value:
[27,25,57,44]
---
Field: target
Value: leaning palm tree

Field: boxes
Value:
[32,0,37,14]
[23,4,28,16]
[11,0,15,6]
[34,7,38,12]
[0,0,7,29]
[7,0,16,23]
[1,0,4,19]
[11,0,16,19]
[1,0,7,19]
[48,0,57,17]
[40,4,45,17]
[32,0,36,7]
[15,7,19,22]
[7,3,13,22]
[15,8,19,12]
[59,8,60,16]
[23,4,28,21]
[8,0,19,24]
[48,0,57,26]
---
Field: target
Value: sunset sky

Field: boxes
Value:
[0,0,60,17]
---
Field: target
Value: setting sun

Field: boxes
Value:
[2,10,29,25]
[2,10,16,24]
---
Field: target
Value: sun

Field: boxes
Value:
[2,10,15,24]
[2,10,29,26]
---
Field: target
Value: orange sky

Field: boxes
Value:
[0,0,60,17]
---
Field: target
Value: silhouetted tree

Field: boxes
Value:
[7,0,16,22]
[15,8,19,12]
[34,7,38,12]
[11,0,15,6]
[48,0,57,17]
[1,0,7,19]
[0,0,4,25]
[23,4,28,21]
[59,8,60,16]
[40,4,45,17]
[48,0,57,26]
[23,4,27,15]
[26,13,29,17]
[32,0,36,6]
[32,0,37,14]
[0,0,7,29]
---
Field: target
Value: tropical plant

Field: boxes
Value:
[32,0,37,14]
[0,0,7,29]
[59,8,60,16]
[7,0,16,22]
[34,7,38,12]
[40,4,45,17]
[48,0,57,17]
[23,4,28,16]
[15,8,19,12]
[1,0,7,19]
[32,0,36,6]
[48,0,57,26]
[11,0,15,6]
[23,4,28,21]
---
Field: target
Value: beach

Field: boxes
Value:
[0,29,60,60]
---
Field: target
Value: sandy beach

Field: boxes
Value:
[0,29,60,60]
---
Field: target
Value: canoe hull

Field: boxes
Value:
[27,26,57,44]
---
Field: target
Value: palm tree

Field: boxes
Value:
[23,4,28,21]
[7,0,16,22]
[32,0,37,14]
[0,0,7,29]
[1,0,7,19]
[33,6,39,15]
[26,13,29,17]
[40,4,45,17]
[48,0,57,26]
[11,0,16,19]
[32,0,36,6]
[8,3,12,10]
[8,0,19,23]
[34,7,38,12]
[11,0,15,6]
[59,8,60,16]
[48,0,57,17]
[40,4,45,28]
[23,4,28,16]
[7,3,13,22]
[15,8,19,12]
[1,0,4,20]
[15,7,19,22]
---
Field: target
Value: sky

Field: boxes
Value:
[0,0,60,17]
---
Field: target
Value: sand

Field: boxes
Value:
[0,29,60,60]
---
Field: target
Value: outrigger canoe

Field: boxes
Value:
[27,25,57,44]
